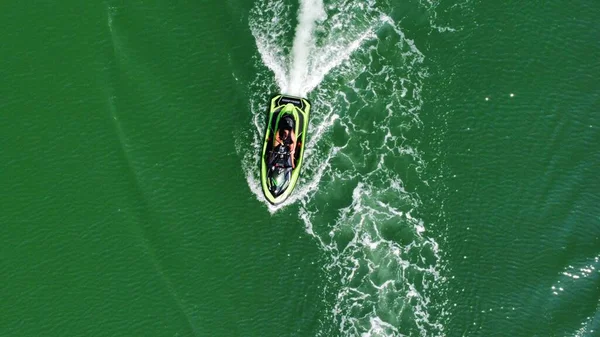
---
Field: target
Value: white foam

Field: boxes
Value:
[287,0,327,96]
[245,0,449,335]
[249,0,292,90]
[362,316,402,337]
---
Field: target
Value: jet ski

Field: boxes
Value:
[260,94,311,205]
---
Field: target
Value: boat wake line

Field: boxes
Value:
[240,0,450,335]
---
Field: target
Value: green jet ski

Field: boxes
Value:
[261,94,311,205]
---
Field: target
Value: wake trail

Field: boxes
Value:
[287,0,326,96]
[105,6,201,335]
[244,0,451,335]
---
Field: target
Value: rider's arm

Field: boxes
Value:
[290,131,296,153]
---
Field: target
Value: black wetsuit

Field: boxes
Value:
[270,144,292,168]
[269,115,295,168]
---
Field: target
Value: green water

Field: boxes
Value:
[1,1,598,336]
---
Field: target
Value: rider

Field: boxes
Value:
[273,115,297,168]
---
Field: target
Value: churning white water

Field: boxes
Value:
[242,0,449,335]
[287,0,326,96]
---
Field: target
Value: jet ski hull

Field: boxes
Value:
[260,94,311,205]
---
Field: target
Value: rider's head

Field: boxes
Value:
[279,129,289,140]
[282,116,294,130]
